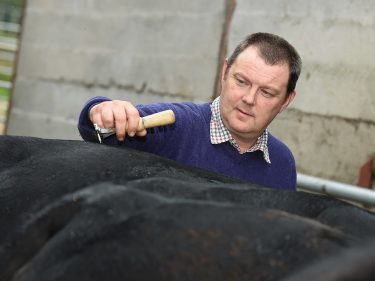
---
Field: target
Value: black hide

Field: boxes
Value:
[0,136,374,281]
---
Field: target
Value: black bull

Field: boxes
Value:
[0,136,375,281]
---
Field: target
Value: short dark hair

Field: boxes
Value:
[226,32,302,96]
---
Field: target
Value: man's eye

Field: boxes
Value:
[261,90,273,97]
[235,78,246,85]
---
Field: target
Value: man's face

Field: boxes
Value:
[220,46,296,147]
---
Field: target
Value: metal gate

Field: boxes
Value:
[0,0,24,134]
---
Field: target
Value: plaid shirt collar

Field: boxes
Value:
[210,96,271,164]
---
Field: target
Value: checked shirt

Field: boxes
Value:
[210,97,271,164]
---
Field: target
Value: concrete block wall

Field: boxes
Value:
[7,0,228,139]
[230,0,375,184]
[6,0,375,184]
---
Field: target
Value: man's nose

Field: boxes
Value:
[242,88,257,105]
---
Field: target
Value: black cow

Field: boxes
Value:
[0,136,374,281]
[282,238,375,281]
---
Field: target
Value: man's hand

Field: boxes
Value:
[89,100,147,141]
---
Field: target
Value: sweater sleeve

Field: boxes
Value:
[120,102,206,159]
[77,98,207,162]
[289,154,297,191]
[123,103,186,155]
[77,96,184,150]
[267,133,297,191]
[77,96,111,142]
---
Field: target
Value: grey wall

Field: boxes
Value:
[6,0,375,185]
[7,0,228,138]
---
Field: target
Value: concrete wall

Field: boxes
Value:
[6,0,375,185]
[7,0,228,139]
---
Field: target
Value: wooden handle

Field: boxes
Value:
[137,109,175,131]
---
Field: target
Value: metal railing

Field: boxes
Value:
[0,0,24,133]
[297,173,375,209]
[0,18,21,134]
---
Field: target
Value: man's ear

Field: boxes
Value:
[221,59,229,81]
[279,90,296,113]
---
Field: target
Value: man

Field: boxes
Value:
[78,32,302,190]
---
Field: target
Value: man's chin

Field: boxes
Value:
[230,120,255,132]
[230,125,257,137]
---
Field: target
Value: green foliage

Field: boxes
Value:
[0,73,11,81]
[0,30,18,38]
[0,0,24,7]
[0,87,9,99]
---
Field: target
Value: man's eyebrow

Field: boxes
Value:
[262,85,279,93]
[233,72,280,93]
[260,87,282,97]
[233,72,250,81]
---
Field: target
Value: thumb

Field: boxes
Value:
[135,129,147,137]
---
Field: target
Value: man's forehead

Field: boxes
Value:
[236,46,259,60]
[236,46,289,68]
[233,48,289,74]
[231,50,289,92]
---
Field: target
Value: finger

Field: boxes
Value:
[136,129,147,137]
[101,104,115,128]
[89,104,104,127]
[112,101,127,141]
[123,102,141,137]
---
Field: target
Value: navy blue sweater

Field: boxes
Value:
[78,96,296,190]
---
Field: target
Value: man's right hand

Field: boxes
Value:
[89,100,147,142]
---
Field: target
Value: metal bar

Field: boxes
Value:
[0,42,17,52]
[0,65,12,75]
[0,21,20,33]
[0,51,15,61]
[0,80,12,89]
[297,173,375,206]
